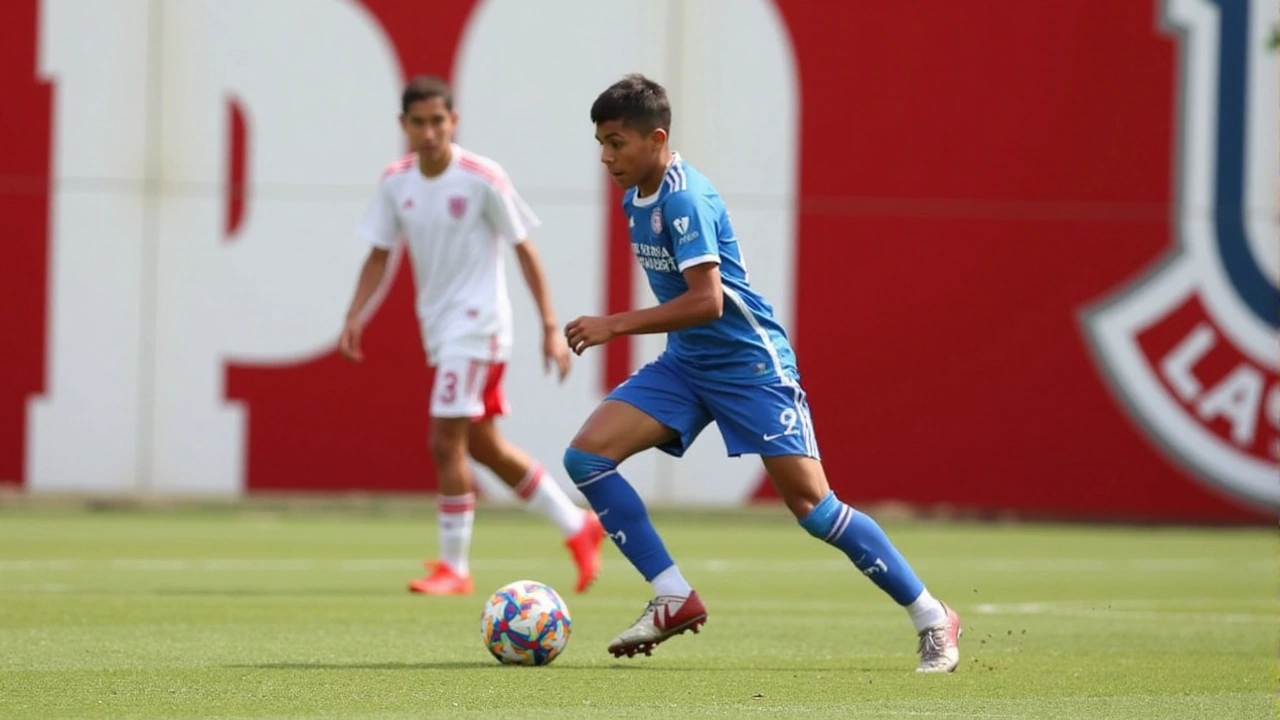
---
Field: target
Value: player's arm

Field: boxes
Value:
[344,248,391,322]
[566,193,722,354]
[615,263,723,334]
[339,248,391,363]
[341,177,399,363]
[514,240,570,380]
[484,173,571,380]
[565,263,721,355]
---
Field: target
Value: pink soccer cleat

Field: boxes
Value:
[916,602,962,672]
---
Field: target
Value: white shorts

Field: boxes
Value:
[430,356,509,420]
[425,330,512,368]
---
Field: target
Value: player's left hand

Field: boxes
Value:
[543,330,571,382]
[564,315,616,355]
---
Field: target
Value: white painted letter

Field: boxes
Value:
[28,0,151,491]
[148,0,404,492]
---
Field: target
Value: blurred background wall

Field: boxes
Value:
[0,0,1275,523]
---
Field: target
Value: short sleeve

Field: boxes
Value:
[663,192,720,272]
[356,177,400,250]
[484,170,541,246]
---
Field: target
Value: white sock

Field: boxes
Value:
[514,464,586,537]
[651,565,693,598]
[437,492,475,575]
[906,588,947,633]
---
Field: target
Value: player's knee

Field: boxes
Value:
[466,428,503,467]
[778,484,829,519]
[796,490,842,539]
[763,456,830,519]
[781,495,820,521]
[467,442,502,469]
[429,437,466,466]
[429,422,469,464]
[562,447,617,486]
[567,426,606,457]
[568,424,638,464]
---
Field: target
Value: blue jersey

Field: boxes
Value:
[622,154,798,385]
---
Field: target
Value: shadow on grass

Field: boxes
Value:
[234,662,498,671]
[234,661,897,673]
[154,588,397,598]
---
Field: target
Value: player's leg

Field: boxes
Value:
[464,364,604,593]
[710,376,961,672]
[762,454,960,671]
[470,419,591,537]
[469,421,606,592]
[562,358,712,656]
[408,357,484,595]
[465,362,593,541]
[565,400,683,592]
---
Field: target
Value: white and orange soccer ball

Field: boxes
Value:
[479,580,571,666]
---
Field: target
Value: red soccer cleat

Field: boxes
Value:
[408,560,474,595]
[607,590,708,658]
[566,511,605,593]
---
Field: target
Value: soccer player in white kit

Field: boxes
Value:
[339,76,605,595]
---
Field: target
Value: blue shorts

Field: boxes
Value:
[606,354,821,459]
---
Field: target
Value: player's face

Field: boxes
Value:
[400,98,457,163]
[595,120,664,190]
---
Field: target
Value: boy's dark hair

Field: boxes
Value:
[401,75,453,114]
[590,74,671,134]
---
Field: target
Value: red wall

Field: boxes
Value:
[0,0,50,492]
[0,0,1272,523]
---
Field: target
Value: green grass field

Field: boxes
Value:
[1,503,1275,719]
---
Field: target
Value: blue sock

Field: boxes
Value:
[799,491,926,606]
[563,447,674,582]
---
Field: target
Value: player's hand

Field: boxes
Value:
[543,329,571,382]
[339,318,364,363]
[564,315,616,356]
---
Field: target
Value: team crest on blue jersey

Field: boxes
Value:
[1082,0,1278,510]
[650,207,663,234]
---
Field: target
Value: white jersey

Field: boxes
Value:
[358,144,539,364]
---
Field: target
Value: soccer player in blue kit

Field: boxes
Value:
[561,74,962,672]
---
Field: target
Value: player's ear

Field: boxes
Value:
[649,127,668,149]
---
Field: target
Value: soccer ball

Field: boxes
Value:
[480,580,572,666]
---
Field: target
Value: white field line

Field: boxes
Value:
[0,557,1271,573]
[1,580,1270,624]
[971,601,1272,624]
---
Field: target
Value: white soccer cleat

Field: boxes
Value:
[607,591,708,658]
[916,602,962,673]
